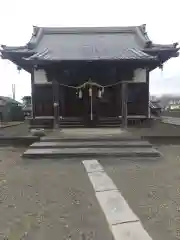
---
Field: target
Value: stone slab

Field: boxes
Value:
[112,221,152,240]
[96,190,139,225]
[82,159,104,173]
[88,171,117,192]
[23,147,161,158]
[30,141,152,148]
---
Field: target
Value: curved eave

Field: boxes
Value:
[22,57,160,72]
[24,58,159,64]
[0,48,36,72]
[1,49,35,58]
[144,45,179,65]
[23,46,158,64]
[144,48,179,54]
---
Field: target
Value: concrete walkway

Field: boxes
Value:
[0,121,23,129]
[162,116,180,126]
[46,127,135,139]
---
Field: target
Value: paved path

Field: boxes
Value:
[83,159,152,239]
[0,122,23,129]
[0,122,29,136]
[162,116,180,126]
[47,128,134,138]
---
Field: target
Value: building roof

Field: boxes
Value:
[0,25,179,71]
[25,47,155,61]
[149,100,162,109]
[0,96,21,105]
[22,96,31,100]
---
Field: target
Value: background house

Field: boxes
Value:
[22,96,32,117]
[0,96,24,122]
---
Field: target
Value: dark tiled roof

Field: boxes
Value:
[1,25,179,63]
[25,47,156,61]
[22,25,156,61]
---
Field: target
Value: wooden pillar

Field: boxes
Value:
[117,84,121,116]
[31,68,35,119]
[52,78,59,128]
[121,82,128,128]
[146,69,150,118]
[59,86,65,117]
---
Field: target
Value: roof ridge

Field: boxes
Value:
[34,25,141,34]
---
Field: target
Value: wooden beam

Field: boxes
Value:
[146,69,150,118]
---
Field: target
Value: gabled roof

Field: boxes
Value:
[2,25,157,62]
[0,25,179,71]
[26,25,158,61]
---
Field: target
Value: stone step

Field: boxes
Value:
[96,125,122,128]
[23,147,161,159]
[59,121,82,124]
[59,125,122,128]
[41,136,140,142]
[59,125,85,128]
[30,141,152,149]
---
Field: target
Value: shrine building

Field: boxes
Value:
[1,25,179,128]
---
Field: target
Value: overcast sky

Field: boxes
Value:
[0,0,180,101]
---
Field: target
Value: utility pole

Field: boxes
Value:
[12,84,16,100]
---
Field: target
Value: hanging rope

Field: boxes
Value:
[58,79,123,90]
[58,78,127,100]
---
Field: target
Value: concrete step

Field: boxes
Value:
[59,121,82,124]
[59,125,85,128]
[96,125,122,128]
[41,136,140,142]
[30,141,152,149]
[23,147,161,159]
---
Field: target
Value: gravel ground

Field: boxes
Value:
[1,122,180,239]
[103,145,180,240]
[0,147,113,240]
[1,145,180,240]
[130,120,180,137]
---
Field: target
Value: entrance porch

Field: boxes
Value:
[31,79,149,128]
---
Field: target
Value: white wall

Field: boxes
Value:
[133,69,147,83]
[34,69,48,84]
